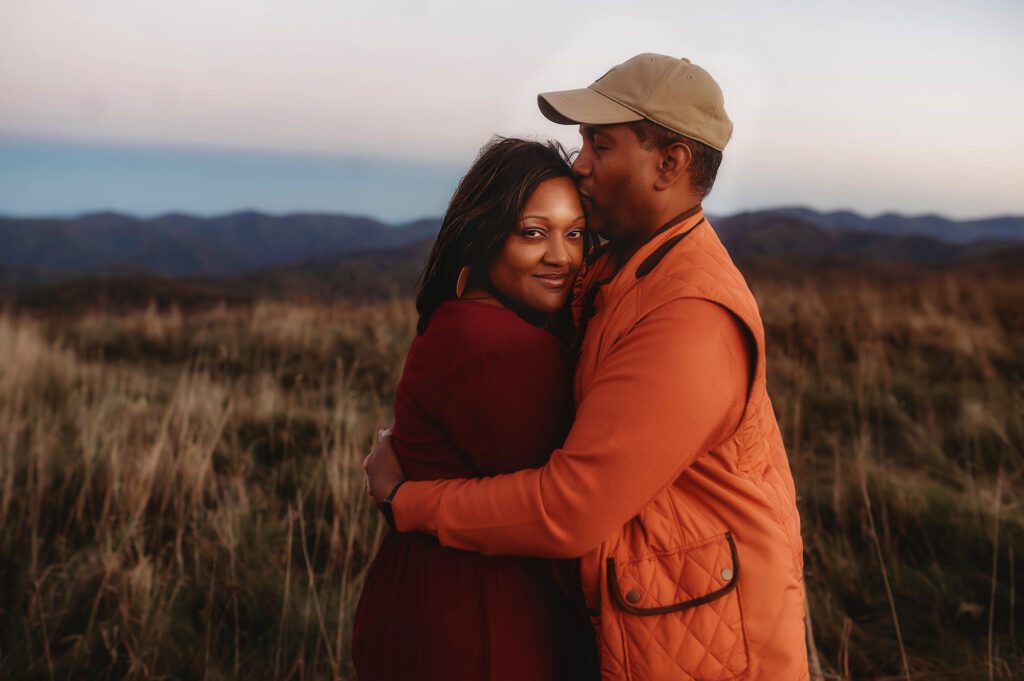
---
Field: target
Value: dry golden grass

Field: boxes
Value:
[1,271,1021,680]
[753,271,1024,680]
[1,301,416,680]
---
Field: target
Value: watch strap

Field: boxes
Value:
[381,481,406,530]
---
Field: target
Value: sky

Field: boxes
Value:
[1,0,1023,222]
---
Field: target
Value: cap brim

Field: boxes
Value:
[538,87,644,126]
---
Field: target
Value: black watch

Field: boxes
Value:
[381,481,406,530]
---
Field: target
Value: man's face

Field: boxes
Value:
[571,124,659,245]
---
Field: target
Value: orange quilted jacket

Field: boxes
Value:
[396,209,810,680]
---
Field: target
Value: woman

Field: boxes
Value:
[351,138,596,680]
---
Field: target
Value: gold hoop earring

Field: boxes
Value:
[455,266,471,298]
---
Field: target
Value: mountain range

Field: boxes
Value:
[2,207,1021,311]
[0,211,440,279]
[743,207,1024,244]
[3,207,1022,280]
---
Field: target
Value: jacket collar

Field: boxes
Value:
[570,205,706,342]
[607,205,706,296]
[632,204,703,256]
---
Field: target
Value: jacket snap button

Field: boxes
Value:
[625,590,641,604]
[720,567,734,581]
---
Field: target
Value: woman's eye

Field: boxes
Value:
[522,228,544,238]
[567,230,583,239]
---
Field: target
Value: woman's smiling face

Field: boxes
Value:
[487,176,585,313]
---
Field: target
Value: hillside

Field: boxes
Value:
[751,207,1024,244]
[4,207,1022,315]
[2,266,1021,680]
[713,213,1018,262]
[1,208,1021,288]
[0,211,440,277]
[2,239,434,314]
[2,206,1023,679]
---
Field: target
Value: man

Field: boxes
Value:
[367,53,810,680]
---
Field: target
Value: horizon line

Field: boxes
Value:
[1,204,1022,225]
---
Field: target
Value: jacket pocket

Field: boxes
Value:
[605,531,748,680]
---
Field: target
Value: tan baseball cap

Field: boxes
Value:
[538,53,733,151]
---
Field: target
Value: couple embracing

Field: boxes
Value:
[356,53,810,681]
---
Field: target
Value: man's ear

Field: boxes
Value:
[653,142,692,191]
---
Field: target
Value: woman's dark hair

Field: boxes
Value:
[415,137,578,335]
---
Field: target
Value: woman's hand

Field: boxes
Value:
[363,426,407,505]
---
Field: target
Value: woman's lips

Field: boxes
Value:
[533,273,569,288]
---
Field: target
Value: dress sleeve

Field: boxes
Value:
[393,298,752,559]
[436,341,573,476]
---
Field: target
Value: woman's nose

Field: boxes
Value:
[544,237,573,265]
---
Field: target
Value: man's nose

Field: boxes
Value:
[571,148,591,178]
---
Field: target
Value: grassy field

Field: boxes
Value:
[1,264,1021,680]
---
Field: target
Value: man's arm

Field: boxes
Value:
[369,297,752,559]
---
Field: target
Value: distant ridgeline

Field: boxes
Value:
[1,208,1022,309]
[0,211,441,278]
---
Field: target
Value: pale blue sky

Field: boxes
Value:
[1,0,1022,221]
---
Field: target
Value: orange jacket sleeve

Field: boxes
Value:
[393,297,752,559]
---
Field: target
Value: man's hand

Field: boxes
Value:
[363,426,407,505]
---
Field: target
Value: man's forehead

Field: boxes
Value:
[579,123,624,137]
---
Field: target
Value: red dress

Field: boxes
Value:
[352,300,589,680]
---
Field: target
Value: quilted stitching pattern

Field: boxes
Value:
[583,217,807,680]
[607,535,746,680]
[613,536,734,606]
